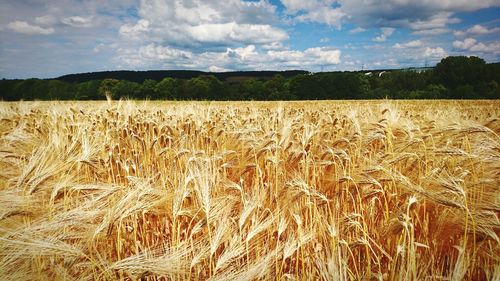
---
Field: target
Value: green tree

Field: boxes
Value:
[240,79,266,100]
[476,80,499,99]
[98,78,119,99]
[454,84,475,99]
[156,77,177,99]
[434,56,486,88]
[46,80,74,100]
[141,79,158,99]
[183,76,222,100]
[112,80,141,99]
[288,74,320,100]
[423,84,447,99]
[14,79,48,100]
[0,79,21,101]
[264,75,291,100]
[76,80,101,100]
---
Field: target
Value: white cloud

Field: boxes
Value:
[61,16,95,27]
[140,44,193,60]
[370,40,449,68]
[93,42,118,53]
[468,42,500,54]
[6,21,54,35]
[119,19,150,38]
[349,27,366,34]
[304,47,341,64]
[208,65,231,72]
[121,0,288,47]
[393,40,423,49]
[34,15,57,26]
[453,38,500,55]
[117,43,342,71]
[412,28,450,36]
[281,0,320,14]
[453,38,478,49]
[423,47,446,58]
[117,44,194,67]
[262,41,287,50]
[186,22,288,44]
[296,7,345,27]
[364,44,385,50]
[454,24,500,37]
[467,24,490,34]
[372,27,395,42]
[281,0,345,27]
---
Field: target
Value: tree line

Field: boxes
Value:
[1,56,498,101]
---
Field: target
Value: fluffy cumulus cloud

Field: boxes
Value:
[423,47,446,58]
[453,38,479,50]
[6,21,54,35]
[111,0,320,70]
[393,40,423,49]
[372,27,395,42]
[453,38,500,55]
[34,15,58,26]
[262,41,287,50]
[119,19,150,39]
[454,24,500,37]
[185,22,287,44]
[281,0,344,27]
[121,0,287,46]
[116,42,341,71]
[267,47,341,66]
[362,38,447,69]
[117,44,193,67]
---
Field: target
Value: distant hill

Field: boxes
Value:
[56,70,309,83]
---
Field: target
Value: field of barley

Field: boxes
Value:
[0,100,499,281]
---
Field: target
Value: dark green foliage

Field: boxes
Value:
[56,70,308,83]
[98,78,119,99]
[76,80,100,100]
[112,80,141,99]
[141,79,159,99]
[155,77,177,99]
[1,57,498,101]
[434,56,487,88]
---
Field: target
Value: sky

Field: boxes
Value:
[0,0,499,79]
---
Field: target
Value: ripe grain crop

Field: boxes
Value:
[0,100,499,280]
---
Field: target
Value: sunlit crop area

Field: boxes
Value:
[0,100,499,280]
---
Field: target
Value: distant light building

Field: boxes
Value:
[404,67,434,73]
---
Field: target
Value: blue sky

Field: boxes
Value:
[0,0,499,78]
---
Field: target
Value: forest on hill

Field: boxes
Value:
[56,70,308,83]
[1,56,498,101]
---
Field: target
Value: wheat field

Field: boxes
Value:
[0,100,499,280]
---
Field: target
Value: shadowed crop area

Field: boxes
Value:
[0,100,499,280]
